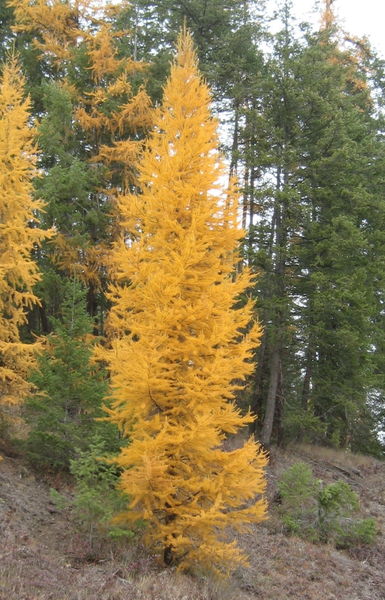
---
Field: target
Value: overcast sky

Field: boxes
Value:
[290,0,385,57]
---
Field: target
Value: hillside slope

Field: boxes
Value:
[1,445,384,600]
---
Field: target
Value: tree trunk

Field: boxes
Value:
[229,98,240,179]
[249,334,268,434]
[274,357,285,446]
[38,303,50,334]
[301,346,314,410]
[163,545,174,565]
[260,348,280,447]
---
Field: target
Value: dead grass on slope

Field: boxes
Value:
[235,523,385,600]
[1,444,385,600]
[292,442,378,470]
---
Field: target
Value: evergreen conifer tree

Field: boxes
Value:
[244,3,385,453]
[294,27,385,451]
[97,31,267,575]
[245,2,307,446]
[23,279,107,471]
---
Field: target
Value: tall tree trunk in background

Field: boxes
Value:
[301,345,314,410]
[274,360,285,446]
[260,348,280,446]
[229,98,240,179]
[259,162,288,447]
[245,3,299,446]
[249,334,268,434]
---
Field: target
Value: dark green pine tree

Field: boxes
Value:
[246,1,307,447]
[30,79,105,332]
[245,2,385,454]
[126,0,265,93]
[23,280,108,472]
[294,27,385,453]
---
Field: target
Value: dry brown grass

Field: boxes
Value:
[1,444,385,600]
[235,522,385,600]
[0,546,245,600]
[291,442,378,470]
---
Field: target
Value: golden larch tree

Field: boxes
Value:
[98,31,267,575]
[8,0,153,299]
[8,0,153,190]
[0,57,51,416]
[75,19,153,191]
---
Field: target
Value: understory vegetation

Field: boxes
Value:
[277,462,377,547]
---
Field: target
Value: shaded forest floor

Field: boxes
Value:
[1,443,385,600]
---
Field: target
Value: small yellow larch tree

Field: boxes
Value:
[64,18,153,296]
[8,0,153,298]
[8,0,153,191]
[97,31,267,575]
[0,57,51,418]
[75,20,153,192]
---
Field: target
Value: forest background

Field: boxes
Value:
[1,0,385,516]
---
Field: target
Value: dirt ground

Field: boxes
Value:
[1,444,384,600]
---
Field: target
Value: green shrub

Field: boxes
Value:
[278,462,317,505]
[317,481,359,542]
[278,462,319,539]
[69,435,138,542]
[336,518,377,548]
[283,409,326,443]
[49,487,69,511]
[277,462,377,548]
[46,434,138,554]
[23,431,72,472]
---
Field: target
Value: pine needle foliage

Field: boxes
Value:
[0,56,51,417]
[97,31,267,575]
[22,279,108,472]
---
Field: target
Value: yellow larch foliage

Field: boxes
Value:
[50,232,109,290]
[70,14,153,282]
[0,57,51,413]
[319,1,371,101]
[8,0,153,181]
[7,0,92,64]
[69,23,153,280]
[97,31,267,575]
[76,23,153,190]
[87,24,125,83]
[9,0,153,285]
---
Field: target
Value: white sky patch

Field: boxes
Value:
[291,0,385,57]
